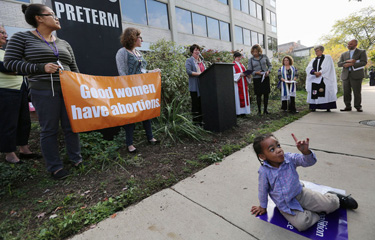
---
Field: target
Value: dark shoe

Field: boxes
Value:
[356,108,363,112]
[257,111,262,116]
[340,108,352,111]
[327,191,358,209]
[289,110,299,114]
[19,153,42,159]
[326,109,331,112]
[51,169,69,180]
[148,139,158,145]
[263,110,269,114]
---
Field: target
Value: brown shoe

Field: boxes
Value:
[340,108,352,111]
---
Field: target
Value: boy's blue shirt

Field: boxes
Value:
[258,151,317,215]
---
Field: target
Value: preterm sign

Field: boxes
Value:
[59,71,161,133]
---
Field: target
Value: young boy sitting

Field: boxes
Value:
[251,133,358,231]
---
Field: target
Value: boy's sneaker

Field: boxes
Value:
[51,169,69,180]
[327,191,358,209]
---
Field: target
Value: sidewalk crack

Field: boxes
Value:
[170,188,260,240]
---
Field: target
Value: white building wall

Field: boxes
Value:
[1,0,277,55]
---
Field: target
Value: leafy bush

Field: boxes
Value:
[144,39,189,111]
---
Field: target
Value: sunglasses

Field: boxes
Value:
[38,14,59,20]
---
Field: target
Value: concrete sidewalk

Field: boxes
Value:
[71,85,375,240]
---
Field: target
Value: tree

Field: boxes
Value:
[321,7,375,51]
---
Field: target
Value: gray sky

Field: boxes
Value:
[276,0,374,46]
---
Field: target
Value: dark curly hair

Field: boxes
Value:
[189,44,201,54]
[120,27,141,50]
[253,133,276,165]
[282,55,294,66]
[22,4,47,28]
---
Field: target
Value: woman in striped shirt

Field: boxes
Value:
[4,3,83,180]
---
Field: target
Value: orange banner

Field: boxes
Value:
[59,70,161,133]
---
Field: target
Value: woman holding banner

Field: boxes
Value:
[0,25,38,164]
[4,4,83,180]
[116,27,159,153]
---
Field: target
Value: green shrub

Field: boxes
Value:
[144,39,189,111]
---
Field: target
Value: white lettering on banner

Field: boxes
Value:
[54,1,119,28]
[71,105,109,119]
[80,85,114,99]
[70,99,160,119]
[316,214,328,237]
[114,84,156,98]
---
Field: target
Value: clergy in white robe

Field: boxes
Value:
[233,52,251,115]
[305,45,337,111]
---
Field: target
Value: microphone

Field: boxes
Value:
[199,53,204,61]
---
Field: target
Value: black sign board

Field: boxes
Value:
[47,0,123,76]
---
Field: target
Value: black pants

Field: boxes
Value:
[0,82,31,153]
[256,94,269,113]
[281,97,296,111]
[190,91,202,124]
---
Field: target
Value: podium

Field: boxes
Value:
[199,62,236,132]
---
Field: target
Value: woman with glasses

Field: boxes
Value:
[4,4,83,180]
[116,27,160,153]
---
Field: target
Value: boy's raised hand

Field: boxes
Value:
[291,133,311,155]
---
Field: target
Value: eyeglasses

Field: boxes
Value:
[0,31,7,35]
[38,14,59,20]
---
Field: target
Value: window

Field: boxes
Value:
[243,29,251,46]
[207,17,220,39]
[218,0,228,4]
[233,0,241,10]
[220,21,230,41]
[235,26,243,44]
[121,0,147,25]
[251,31,258,45]
[256,4,263,20]
[121,0,169,29]
[249,1,256,17]
[147,0,169,29]
[16,0,30,2]
[258,33,264,48]
[266,9,271,24]
[270,0,276,8]
[176,8,192,34]
[268,37,272,51]
[268,36,278,51]
[192,13,207,37]
[273,37,278,51]
[176,8,231,41]
[271,12,277,26]
[241,0,249,14]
